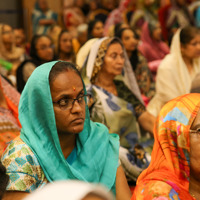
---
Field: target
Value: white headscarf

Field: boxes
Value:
[147,28,200,116]
[83,37,144,104]
[23,181,114,200]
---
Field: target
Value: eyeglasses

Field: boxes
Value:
[189,129,200,135]
[53,94,90,110]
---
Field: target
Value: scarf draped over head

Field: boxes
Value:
[138,22,169,62]
[82,37,144,104]
[19,61,119,191]
[0,24,24,62]
[133,93,200,199]
[147,28,200,117]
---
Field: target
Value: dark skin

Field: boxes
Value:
[3,70,132,200]
[50,70,86,158]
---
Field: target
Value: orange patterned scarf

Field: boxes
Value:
[132,93,200,200]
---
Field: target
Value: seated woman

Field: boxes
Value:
[81,37,156,181]
[138,21,169,63]
[132,93,200,199]
[1,61,131,200]
[87,19,104,40]
[147,26,200,117]
[115,28,155,103]
[57,30,76,63]
[0,24,25,85]
[16,34,55,93]
[0,75,21,157]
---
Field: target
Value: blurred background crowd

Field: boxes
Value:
[1,0,200,197]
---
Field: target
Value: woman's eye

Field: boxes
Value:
[197,128,200,133]
[59,99,68,106]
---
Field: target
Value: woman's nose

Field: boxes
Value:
[70,100,83,113]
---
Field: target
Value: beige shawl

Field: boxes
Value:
[147,29,200,117]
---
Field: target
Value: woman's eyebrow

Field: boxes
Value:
[58,88,84,99]
[77,88,85,96]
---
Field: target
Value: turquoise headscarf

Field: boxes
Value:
[19,61,119,191]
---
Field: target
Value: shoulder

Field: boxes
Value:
[158,54,177,71]
[1,136,48,192]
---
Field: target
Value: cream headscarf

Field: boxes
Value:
[23,180,114,200]
[147,28,200,117]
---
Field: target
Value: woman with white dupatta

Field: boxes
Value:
[81,37,156,181]
[147,26,200,117]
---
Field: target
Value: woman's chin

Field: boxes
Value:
[71,124,85,134]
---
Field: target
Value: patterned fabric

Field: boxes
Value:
[81,37,154,181]
[132,93,200,200]
[1,136,48,192]
[0,76,21,157]
[91,38,112,84]
[1,61,119,193]
[88,81,153,182]
[88,80,147,149]
[83,37,144,104]
[134,53,155,100]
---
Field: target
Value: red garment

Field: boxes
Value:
[0,76,21,156]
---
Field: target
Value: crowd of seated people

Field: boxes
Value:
[1,0,200,199]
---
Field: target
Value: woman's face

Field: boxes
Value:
[2,25,14,45]
[101,43,125,77]
[50,70,85,135]
[181,34,200,59]
[59,32,73,54]
[36,36,54,61]
[121,29,138,52]
[92,22,104,38]
[152,24,162,41]
[190,109,200,181]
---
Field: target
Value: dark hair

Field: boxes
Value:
[30,34,53,61]
[114,23,124,36]
[109,37,124,48]
[49,61,82,85]
[0,162,9,200]
[115,27,140,40]
[148,20,159,38]
[57,30,75,62]
[180,26,200,45]
[87,19,103,40]
[115,28,139,71]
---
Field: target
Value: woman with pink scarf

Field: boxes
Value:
[138,21,169,63]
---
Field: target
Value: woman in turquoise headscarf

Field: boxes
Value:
[1,61,131,200]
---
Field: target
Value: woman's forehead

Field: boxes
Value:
[51,70,83,92]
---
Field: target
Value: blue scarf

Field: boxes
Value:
[19,61,119,191]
